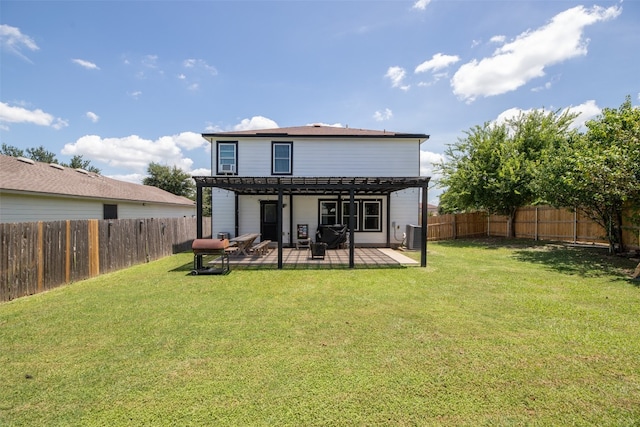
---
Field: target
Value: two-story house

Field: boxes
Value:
[193,124,430,268]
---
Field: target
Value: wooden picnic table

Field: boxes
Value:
[229,233,260,256]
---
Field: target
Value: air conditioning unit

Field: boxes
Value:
[220,164,235,174]
[406,224,422,250]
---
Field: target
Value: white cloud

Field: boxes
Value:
[305,122,343,128]
[0,101,67,129]
[413,0,431,11]
[183,58,218,75]
[565,100,601,130]
[452,5,621,102]
[128,91,142,100]
[373,108,393,121]
[385,66,410,91]
[490,35,506,44]
[86,111,99,123]
[72,58,99,70]
[233,116,279,131]
[415,53,460,74]
[61,133,205,175]
[0,24,38,62]
[191,167,212,176]
[420,150,444,178]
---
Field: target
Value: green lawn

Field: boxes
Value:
[1,239,639,426]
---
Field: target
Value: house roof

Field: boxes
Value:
[202,124,429,140]
[0,155,195,206]
[193,176,430,196]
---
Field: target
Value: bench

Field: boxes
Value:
[251,240,271,256]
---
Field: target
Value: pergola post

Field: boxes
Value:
[277,188,283,269]
[421,184,428,267]
[196,184,203,239]
[349,188,355,269]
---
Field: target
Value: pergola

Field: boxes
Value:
[193,176,431,269]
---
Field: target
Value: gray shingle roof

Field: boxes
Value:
[203,124,429,139]
[0,155,195,206]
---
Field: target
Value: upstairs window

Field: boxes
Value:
[217,142,237,175]
[272,142,292,175]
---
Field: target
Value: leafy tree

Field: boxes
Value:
[143,162,195,199]
[25,145,58,163]
[437,109,577,236]
[534,96,640,253]
[202,187,212,217]
[1,143,25,157]
[63,155,101,174]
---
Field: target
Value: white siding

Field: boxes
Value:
[211,189,236,237]
[220,138,420,177]
[0,192,194,223]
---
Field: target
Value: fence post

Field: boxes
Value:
[88,219,100,277]
[487,214,490,237]
[535,206,538,241]
[452,214,457,239]
[573,208,578,244]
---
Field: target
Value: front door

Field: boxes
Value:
[260,201,279,242]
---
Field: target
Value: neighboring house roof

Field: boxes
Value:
[0,155,195,206]
[203,124,429,140]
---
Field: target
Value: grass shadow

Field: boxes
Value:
[435,238,637,282]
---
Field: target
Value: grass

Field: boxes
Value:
[1,238,639,426]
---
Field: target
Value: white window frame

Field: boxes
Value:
[217,142,237,175]
[272,142,292,175]
[319,200,338,226]
[362,200,382,231]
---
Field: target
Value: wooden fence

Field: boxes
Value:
[0,217,211,302]
[427,205,639,250]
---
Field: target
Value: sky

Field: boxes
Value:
[1,0,638,204]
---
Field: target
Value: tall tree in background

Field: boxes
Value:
[64,155,101,173]
[25,145,58,163]
[534,96,640,253]
[143,162,195,199]
[437,109,577,236]
[1,143,25,158]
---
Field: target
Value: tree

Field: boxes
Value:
[63,155,101,173]
[1,143,25,157]
[534,96,640,253]
[143,162,195,199]
[25,145,58,163]
[437,109,578,236]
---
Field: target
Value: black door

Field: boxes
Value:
[260,201,279,242]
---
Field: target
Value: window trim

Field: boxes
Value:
[318,198,382,232]
[319,200,338,226]
[216,141,238,175]
[362,200,382,232]
[271,141,293,175]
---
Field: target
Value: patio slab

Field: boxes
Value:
[206,247,418,269]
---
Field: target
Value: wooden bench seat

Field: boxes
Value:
[251,240,271,256]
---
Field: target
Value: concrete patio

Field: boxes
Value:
[205,247,419,269]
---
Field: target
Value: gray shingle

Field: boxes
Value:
[0,155,194,207]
